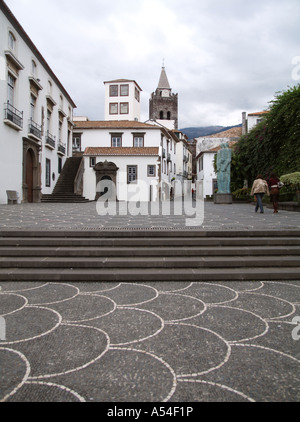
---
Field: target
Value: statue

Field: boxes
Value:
[216,143,232,194]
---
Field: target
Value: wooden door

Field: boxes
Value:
[26,149,34,203]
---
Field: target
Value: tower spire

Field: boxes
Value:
[157,66,171,91]
[149,65,178,130]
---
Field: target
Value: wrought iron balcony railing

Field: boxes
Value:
[58,142,66,155]
[45,131,56,149]
[4,102,23,128]
[28,118,42,139]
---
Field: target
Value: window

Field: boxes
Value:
[8,31,16,51]
[109,103,118,115]
[90,157,96,167]
[58,157,62,174]
[120,84,129,96]
[135,88,140,102]
[110,85,118,97]
[31,60,37,77]
[58,121,62,143]
[127,166,137,183]
[30,94,36,120]
[7,73,15,105]
[72,134,81,151]
[46,159,51,187]
[160,111,164,119]
[133,135,144,147]
[46,109,51,132]
[148,165,156,177]
[48,80,53,95]
[111,134,122,147]
[120,103,129,114]
[199,156,203,172]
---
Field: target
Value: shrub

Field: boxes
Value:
[280,172,300,189]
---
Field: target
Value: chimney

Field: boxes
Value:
[242,112,247,135]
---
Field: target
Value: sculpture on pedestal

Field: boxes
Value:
[216,143,232,194]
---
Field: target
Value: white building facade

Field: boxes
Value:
[104,79,142,122]
[73,120,179,202]
[0,1,76,204]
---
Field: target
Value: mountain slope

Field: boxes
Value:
[180,124,242,140]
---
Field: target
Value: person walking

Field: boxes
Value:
[251,174,270,213]
[268,173,282,213]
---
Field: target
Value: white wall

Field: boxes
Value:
[104,81,141,122]
[80,127,162,151]
[248,115,263,132]
[197,152,217,197]
[0,6,75,203]
[83,155,159,202]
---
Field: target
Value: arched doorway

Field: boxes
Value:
[99,175,113,198]
[94,161,119,201]
[22,138,41,203]
[26,149,34,203]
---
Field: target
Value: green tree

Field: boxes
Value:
[232,84,300,187]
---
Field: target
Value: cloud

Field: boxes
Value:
[4,0,300,128]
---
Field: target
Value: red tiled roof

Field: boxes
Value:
[248,111,269,116]
[208,140,238,152]
[196,140,238,159]
[74,120,159,130]
[84,147,159,156]
[207,126,243,138]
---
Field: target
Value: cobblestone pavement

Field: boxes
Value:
[0,201,299,231]
[0,202,300,402]
[1,280,300,402]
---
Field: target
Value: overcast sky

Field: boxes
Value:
[5,0,300,128]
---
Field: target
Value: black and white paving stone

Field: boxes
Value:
[0,201,299,231]
[1,280,299,402]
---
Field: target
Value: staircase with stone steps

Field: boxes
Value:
[41,157,90,203]
[0,230,299,282]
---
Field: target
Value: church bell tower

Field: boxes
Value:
[149,66,178,129]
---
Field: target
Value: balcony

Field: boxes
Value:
[28,118,42,141]
[4,102,23,130]
[57,142,66,155]
[45,131,56,150]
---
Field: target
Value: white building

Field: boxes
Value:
[104,79,142,122]
[242,111,269,134]
[196,127,242,198]
[0,1,76,204]
[171,130,193,182]
[73,119,178,202]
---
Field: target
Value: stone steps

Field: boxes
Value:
[0,245,299,257]
[0,230,299,282]
[41,157,89,203]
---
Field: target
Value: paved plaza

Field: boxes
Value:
[0,200,299,231]
[0,201,300,403]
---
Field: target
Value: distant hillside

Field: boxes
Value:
[180,124,242,140]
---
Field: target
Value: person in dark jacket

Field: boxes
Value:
[268,173,282,213]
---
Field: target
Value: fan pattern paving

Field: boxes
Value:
[0,280,299,402]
